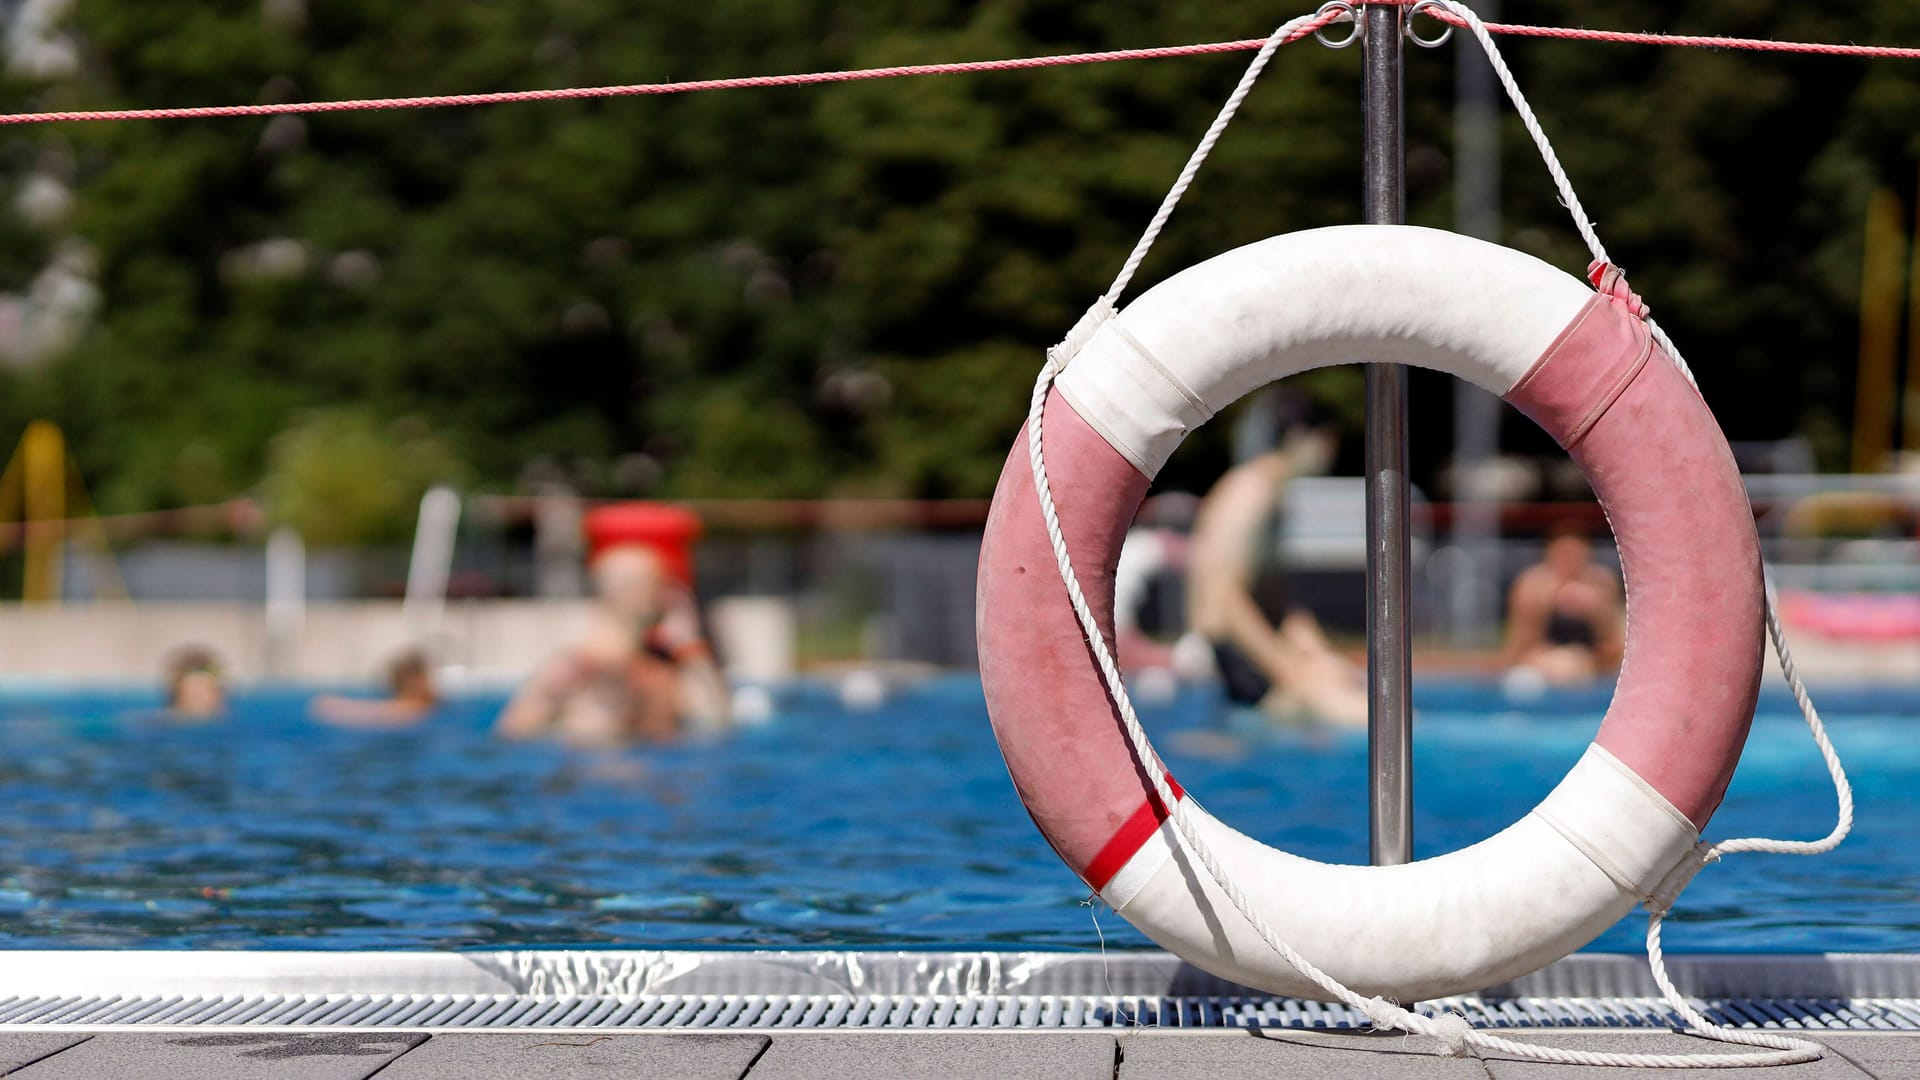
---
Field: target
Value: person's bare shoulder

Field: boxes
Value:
[1510,564,1556,602]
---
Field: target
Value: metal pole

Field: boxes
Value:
[1363,2,1413,868]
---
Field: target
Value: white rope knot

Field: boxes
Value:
[1427,1011,1478,1057]
[1362,996,1411,1031]
[1644,843,1714,916]
[1046,299,1116,368]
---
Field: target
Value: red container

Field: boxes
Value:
[583,502,702,584]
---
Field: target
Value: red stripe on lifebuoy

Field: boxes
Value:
[1083,775,1185,890]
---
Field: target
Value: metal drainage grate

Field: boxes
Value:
[1,994,1917,1030]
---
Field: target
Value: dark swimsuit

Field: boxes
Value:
[1211,563,1295,706]
[1543,608,1598,649]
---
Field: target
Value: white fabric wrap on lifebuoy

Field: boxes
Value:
[1055,224,1590,477]
[1048,225,1702,1000]
[1107,748,1695,999]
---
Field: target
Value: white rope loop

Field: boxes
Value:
[1053,11,1330,366]
[1098,12,1325,312]
[1430,0,1713,392]
[1026,0,1851,1067]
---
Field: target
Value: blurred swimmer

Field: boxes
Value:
[164,645,228,720]
[498,542,728,744]
[310,649,440,728]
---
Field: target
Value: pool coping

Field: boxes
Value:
[1,949,1914,999]
[1,951,1915,1032]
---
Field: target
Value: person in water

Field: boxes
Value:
[1500,521,1624,684]
[164,645,228,720]
[1187,392,1369,728]
[497,538,729,746]
[1113,493,1197,676]
[548,667,680,750]
[309,649,441,728]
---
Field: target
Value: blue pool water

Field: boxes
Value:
[0,677,1912,952]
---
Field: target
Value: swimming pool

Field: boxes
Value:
[0,676,1910,952]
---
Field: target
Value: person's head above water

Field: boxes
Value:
[1543,520,1595,578]
[165,645,227,718]
[1273,390,1339,477]
[386,649,437,706]
[590,543,669,624]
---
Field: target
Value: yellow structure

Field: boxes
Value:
[1855,172,1920,472]
[0,421,126,603]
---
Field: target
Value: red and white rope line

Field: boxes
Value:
[1030,0,1852,1068]
[1424,7,1920,60]
[0,1,1911,126]
[0,18,1340,127]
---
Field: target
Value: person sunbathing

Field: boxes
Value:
[1500,522,1624,685]
[1187,393,1368,729]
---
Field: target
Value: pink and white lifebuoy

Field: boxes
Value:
[976,225,1764,1001]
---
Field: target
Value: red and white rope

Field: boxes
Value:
[0,39,1286,125]
[1425,6,1920,60]
[0,3,1910,126]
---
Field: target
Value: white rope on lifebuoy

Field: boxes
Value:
[1014,0,1852,1067]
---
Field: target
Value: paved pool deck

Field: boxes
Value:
[5,952,1916,1077]
[1,1028,1917,1079]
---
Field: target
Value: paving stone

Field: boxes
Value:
[747,1032,1115,1080]
[10,1032,423,1080]
[0,1035,87,1076]
[1480,1031,1873,1079]
[1820,1034,1920,1080]
[378,1033,768,1079]
[1117,1029,1490,1079]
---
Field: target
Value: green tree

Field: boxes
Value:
[259,407,466,546]
[0,0,1911,516]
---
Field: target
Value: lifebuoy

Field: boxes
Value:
[976,225,1763,1000]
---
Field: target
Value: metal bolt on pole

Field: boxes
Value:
[1362,1,1413,868]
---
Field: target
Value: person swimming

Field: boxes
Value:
[309,649,441,728]
[163,645,227,720]
[496,531,728,745]
[547,665,681,749]
[1186,391,1369,728]
[1500,521,1624,684]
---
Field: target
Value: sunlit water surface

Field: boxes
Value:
[0,677,1911,952]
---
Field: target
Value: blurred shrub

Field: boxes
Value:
[259,409,465,547]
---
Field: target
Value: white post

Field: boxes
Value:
[403,484,462,639]
[264,526,306,677]
[533,486,585,598]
